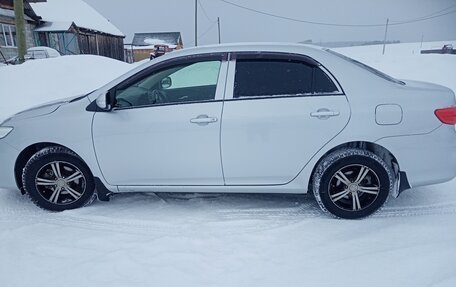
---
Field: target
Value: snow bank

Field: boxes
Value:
[0,55,132,122]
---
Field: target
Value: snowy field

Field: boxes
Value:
[1,42,456,287]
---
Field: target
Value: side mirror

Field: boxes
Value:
[96,92,113,111]
[160,77,172,89]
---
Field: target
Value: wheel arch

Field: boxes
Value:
[14,142,82,192]
[308,141,406,194]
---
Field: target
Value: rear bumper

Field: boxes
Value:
[0,140,20,190]
[376,125,456,189]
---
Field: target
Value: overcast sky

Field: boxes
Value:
[84,0,456,46]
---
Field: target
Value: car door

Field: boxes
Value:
[92,54,228,186]
[221,52,350,185]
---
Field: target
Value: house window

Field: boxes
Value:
[0,24,17,48]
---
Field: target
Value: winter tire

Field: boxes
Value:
[22,147,96,211]
[312,148,394,219]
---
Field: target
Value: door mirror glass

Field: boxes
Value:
[160,76,172,89]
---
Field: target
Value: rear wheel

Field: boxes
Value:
[312,148,393,219]
[22,147,95,211]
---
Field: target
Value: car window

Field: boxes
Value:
[314,67,339,93]
[115,60,222,108]
[234,59,338,98]
[167,61,221,89]
[28,50,47,59]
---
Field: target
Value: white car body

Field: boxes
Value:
[1,43,455,202]
[26,46,61,59]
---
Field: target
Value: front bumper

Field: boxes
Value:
[0,140,20,190]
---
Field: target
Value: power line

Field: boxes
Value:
[198,0,215,23]
[414,3,456,18]
[391,8,456,24]
[217,0,456,27]
[188,21,218,46]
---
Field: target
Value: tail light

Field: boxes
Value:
[435,106,456,125]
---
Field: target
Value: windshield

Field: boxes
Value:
[326,49,405,85]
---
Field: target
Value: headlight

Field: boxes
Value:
[0,127,13,139]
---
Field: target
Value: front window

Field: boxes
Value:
[114,60,222,108]
[0,24,17,47]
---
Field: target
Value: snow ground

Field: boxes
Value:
[1,42,456,286]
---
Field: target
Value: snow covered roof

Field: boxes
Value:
[132,32,182,47]
[34,21,73,32]
[31,0,124,37]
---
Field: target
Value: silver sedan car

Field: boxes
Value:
[1,43,455,219]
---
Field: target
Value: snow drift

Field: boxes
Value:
[0,55,132,122]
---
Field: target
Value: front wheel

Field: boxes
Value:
[22,147,95,211]
[312,148,394,219]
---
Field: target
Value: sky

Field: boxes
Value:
[84,0,456,46]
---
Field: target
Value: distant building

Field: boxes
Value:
[0,0,43,61]
[31,0,125,61]
[126,32,183,63]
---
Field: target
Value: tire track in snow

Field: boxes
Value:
[1,190,456,236]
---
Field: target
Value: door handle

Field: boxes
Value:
[310,109,340,120]
[190,115,218,125]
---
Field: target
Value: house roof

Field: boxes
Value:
[132,32,182,48]
[0,0,42,21]
[33,21,73,32]
[31,0,124,37]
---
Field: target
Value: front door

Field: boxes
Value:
[93,56,227,186]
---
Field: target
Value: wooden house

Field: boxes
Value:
[31,0,125,61]
[0,0,43,61]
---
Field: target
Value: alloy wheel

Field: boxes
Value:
[328,164,381,211]
[35,161,87,205]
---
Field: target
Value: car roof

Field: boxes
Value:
[168,42,326,57]
[28,46,58,52]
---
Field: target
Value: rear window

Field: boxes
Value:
[326,49,405,85]
[234,59,339,98]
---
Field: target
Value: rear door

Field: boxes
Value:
[221,52,350,185]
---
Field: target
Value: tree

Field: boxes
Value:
[13,0,27,63]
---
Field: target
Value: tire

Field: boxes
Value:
[312,148,394,219]
[22,146,96,211]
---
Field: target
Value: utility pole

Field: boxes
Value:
[194,0,198,46]
[14,0,27,62]
[382,18,389,55]
[217,17,221,44]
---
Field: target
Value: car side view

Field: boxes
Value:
[0,43,455,219]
